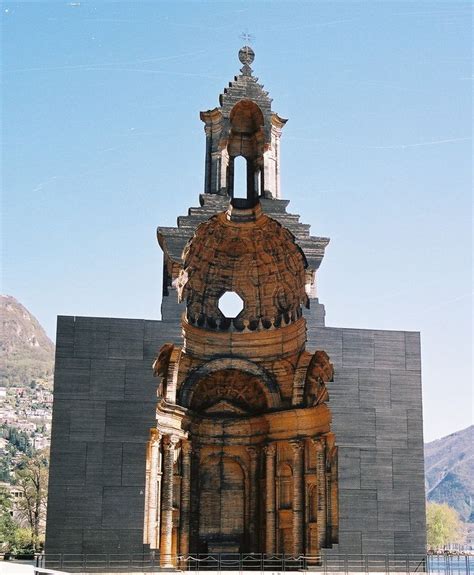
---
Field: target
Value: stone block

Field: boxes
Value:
[375,407,408,449]
[339,489,378,531]
[108,318,145,359]
[392,448,425,489]
[405,332,421,371]
[360,448,393,490]
[122,442,147,486]
[358,368,391,409]
[374,331,406,370]
[105,401,155,442]
[338,447,361,489]
[44,527,84,555]
[409,494,427,532]
[90,359,126,399]
[144,319,181,359]
[74,317,110,359]
[64,486,103,528]
[124,359,157,401]
[329,368,359,407]
[46,484,67,522]
[406,408,424,450]
[53,357,91,397]
[69,401,106,442]
[361,531,394,554]
[160,294,186,324]
[303,300,326,328]
[331,407,376,449]
[85,442,104,485]
[55,316,76,358]
[102,486,145,529]
[103,442,123,486]
[325,531,362,555]
[342,329,374,368]
[82,528,145,555]
[390,371,422,406]
[48,441,87,486]
[377,495,410,532]
[394,531,427,555]
[50,398,72,443]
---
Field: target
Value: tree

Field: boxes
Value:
[13,450,49,551]
[0,486,16,552]
[426,502,465,549]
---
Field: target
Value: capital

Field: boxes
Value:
[264,443,276,457]
[290,439,304,453]
[150,429,161,445]
[246,446,259,460]
[312,437,325,452]
[162,435,179,451]
[181,440,192,456]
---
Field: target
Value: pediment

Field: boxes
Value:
[204,400,248,415]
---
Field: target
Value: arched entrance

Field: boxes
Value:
[199,454,246,553]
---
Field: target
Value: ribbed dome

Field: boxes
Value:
[177,203,308,332]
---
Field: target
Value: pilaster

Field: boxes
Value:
[160,435,178,567]
[313,437,327,548]
[148,430,161,548]
[189,445,201,553]
[290,440,304,556]
[179,440,192,556]
[247,446,260,546]
[264,443,276,554]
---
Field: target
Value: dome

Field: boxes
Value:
[176,203,308,332]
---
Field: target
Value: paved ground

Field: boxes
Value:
[0,561,35,575]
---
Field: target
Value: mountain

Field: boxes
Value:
[0,295,55,389]
[425,425,474,523]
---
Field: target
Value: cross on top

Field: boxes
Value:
[239,31,255,45]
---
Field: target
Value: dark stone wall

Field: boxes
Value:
[306,307,426,556]
[46,305,426,557]
[45,315,181,555]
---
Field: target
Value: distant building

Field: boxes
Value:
[0,482,26,524]
[45,47,426,563]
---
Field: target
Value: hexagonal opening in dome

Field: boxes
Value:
[218,291,244,318]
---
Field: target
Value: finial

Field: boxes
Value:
[238,45,255,66]
[238,31,255,76]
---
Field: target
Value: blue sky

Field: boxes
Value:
[2,1,472,442]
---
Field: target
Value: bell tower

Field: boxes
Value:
[200,46,287,203]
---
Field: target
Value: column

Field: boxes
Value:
[313,437,326,548]
[143,439,151,544]
[290,440,304,556]
[189,445,201,553]
[179,440,191,557]
[147,430,161,547]
[264,443,276,554]
[247,446,259,547]
[160,435,178,567]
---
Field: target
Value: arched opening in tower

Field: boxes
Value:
[227,100,265,206]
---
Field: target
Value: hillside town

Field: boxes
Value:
[0,384,52,481]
